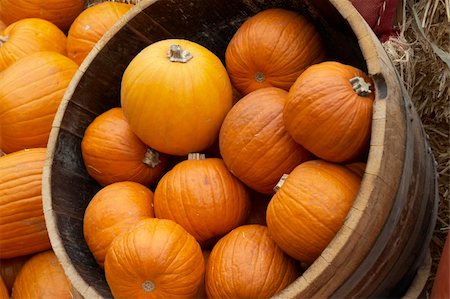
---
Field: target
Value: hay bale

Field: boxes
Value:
[383,0,450,294]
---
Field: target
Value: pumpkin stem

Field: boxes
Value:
[0,150,5,157]
[350,76,372,96]
[255,72,265,83]
[0,35,8,46]
[188,153,206,160]
[167,44,193,63]
[142,148,161,168]
[141,280,155,292]
[273,174,289,192]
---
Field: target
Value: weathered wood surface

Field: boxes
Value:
[42,0,438,298]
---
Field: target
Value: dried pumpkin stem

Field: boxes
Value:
[0,150,5,157]
[142,148,161,168]
[0,36,8,46]
[188,153,206,160]
[350,76,372,96]
[167,44,193,63]
[141,280,155,292]
[273,174,289,192]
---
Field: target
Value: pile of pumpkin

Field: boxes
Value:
[0,0,135,298]
[0,1,375,299]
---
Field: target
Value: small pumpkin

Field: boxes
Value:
[0,255,30,294]
[0,277,8,299]
[205,224,300,299]
[11,250,74,298]
[0,18,67,71]
[284,61,374,163]
[67,2,133,65]
[81,107,167,186]
[154,154,251,245]
[121,39,233,155]
[219,87,311,194]
[266,160,361,265]
[225,8,325,95]
[104,218,204,298]
[0,148,51,259]
[0,0,84,31]
[83,181,155,267]
[0,51,78,153]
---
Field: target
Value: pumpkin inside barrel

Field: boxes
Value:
[42,0,438,298]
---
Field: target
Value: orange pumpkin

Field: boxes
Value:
[205,224,300,299]
[225,8,325,95]
[0,277,8,299]
[431,231,450,299]
[0,0,84,31]
[81,107,167,186]
[0,18,67,71]
[154,154,251,245]
[219,87,311,194]
[83,181,155,267]
[0,52,78,153]
[284,61,374,163]
[11,250,74,298]
[67,2,133,65]
[0,148,51,259]
[0,19,6,32]
[121,39,233,155]
[0,255,30,294]
[104,218,204,298]
[266,160,361,265]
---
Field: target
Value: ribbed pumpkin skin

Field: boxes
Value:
[121,39,233,156]
[219,87,311,194]
[0,148,51,259]
[0,0,84,31]
[0,277,8,299]
[0,255,29,294]
[83,181,154,267]
[266,160,361,265]
[284,61,374,163]
[81,108,167,186]
[0,52,78,153]
[0,18,67,71]
[225,8,325,95]
[11,251,74,299]
[67,2,133,65]
[206,225,300,299]
[154,158,251,245]
[104,218,204,299]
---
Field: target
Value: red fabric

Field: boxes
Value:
[350,0,399,41]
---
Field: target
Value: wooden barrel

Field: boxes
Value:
[42,0,439,298]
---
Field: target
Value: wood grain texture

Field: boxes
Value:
[42,0,438,298]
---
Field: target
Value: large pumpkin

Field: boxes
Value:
[67,2,133,65]
[81,107,167,186]
[0,277,7,299]
[83,181,155,267]
[225,8,325,95]
[0,148,51,259]
[154,154,250,245]
[283,61,374,163]
[0,0,84,31]
[121,39,233,155]
[205,224,300,299]
[266,160,361,265]
[11,251,75,298]
[0,18,67,71]
[0,52,78,153]
[219,87,311,194]
[0,255,29,294]
[104,218,204,298]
